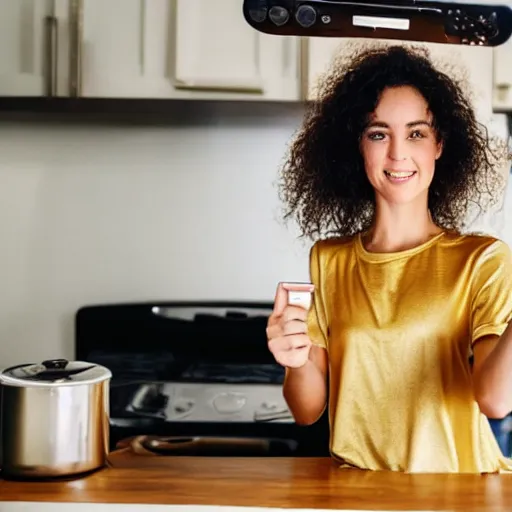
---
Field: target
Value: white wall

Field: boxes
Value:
[503,175,512,247]
[0,103,510,369]
[0,103,311,367]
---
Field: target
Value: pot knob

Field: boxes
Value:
[42,359,68,370]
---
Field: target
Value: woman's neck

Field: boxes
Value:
[363,199,443,253]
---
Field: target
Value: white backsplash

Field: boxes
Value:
[0,105,310,367]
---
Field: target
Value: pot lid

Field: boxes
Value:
[0,359,112,387]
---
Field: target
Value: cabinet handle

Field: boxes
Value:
[173,78,264,94]
[299,37,309,102]
[69,0,83,97]
[44,16,58,97]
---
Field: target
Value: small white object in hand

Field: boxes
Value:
[287,290,312,311]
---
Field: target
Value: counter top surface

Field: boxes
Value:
[1,450,512,511]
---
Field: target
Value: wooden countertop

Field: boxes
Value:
[2,450,512,511]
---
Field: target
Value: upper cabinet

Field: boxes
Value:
[1,0,509,108]
[0,0,70,97]
[172,0,301,101]
[79,0,302,101]
[79,0,161,98]
[493,37,512,112]
[304,37,345,102]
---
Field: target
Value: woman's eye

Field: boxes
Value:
[366,130,426,141]
[367,132,385,141]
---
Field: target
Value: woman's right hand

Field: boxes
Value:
[266,282,315,369]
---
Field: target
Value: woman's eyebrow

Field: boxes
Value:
[366,120,432,129]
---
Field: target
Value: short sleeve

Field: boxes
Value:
[307,241,329,349]
[470,240,512,346]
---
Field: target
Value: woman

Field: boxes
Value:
[266,44,512,473]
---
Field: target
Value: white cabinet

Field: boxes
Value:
[0,0,70,96]
[172,0,300,100]
[492,37,512,112]
[304,36,345,101]
[80,0,159,98]
[80,0,302,101]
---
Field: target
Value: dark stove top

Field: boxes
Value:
[86,351,285,385]
[75,301,330,456]
[76,302,288,423]
[181,362,284,384]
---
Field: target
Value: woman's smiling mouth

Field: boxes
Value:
[384,170,417,183]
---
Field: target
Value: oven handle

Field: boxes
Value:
[127,435,298,456]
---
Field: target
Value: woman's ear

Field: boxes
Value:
[435,139,443,160]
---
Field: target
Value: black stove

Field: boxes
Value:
[75,301,329,457]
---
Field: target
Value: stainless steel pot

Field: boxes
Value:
[0,358,111,479]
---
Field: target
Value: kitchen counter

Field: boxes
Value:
[1,450,512,511]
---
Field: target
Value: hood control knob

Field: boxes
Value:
[269,6,290,26]
[295,5,317,28]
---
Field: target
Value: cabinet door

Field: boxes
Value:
[171,0,301,101]
[0,0,63,96]
[305,36,346,101]
[80,0,167,98]
[80,0,301,100]
[493,37,512,112]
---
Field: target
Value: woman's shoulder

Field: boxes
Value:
[311,234,357,252]
[442,230,510,254]
[444,231,508,250]
[309,235,358,265]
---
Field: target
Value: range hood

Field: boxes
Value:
[243,1,512,47]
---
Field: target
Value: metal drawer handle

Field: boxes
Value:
[44,16,58,97]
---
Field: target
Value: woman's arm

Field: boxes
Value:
[470,240,512,419]
[281,241,330,425]
[283,345,329,425]
[472,328,512,418]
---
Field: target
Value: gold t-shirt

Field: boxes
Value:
[307,230,512,473]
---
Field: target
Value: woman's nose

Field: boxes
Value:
[388,139,407,161]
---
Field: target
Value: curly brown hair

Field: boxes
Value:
[279,43,509,240]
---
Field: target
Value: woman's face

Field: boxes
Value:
[360,85,443,207]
